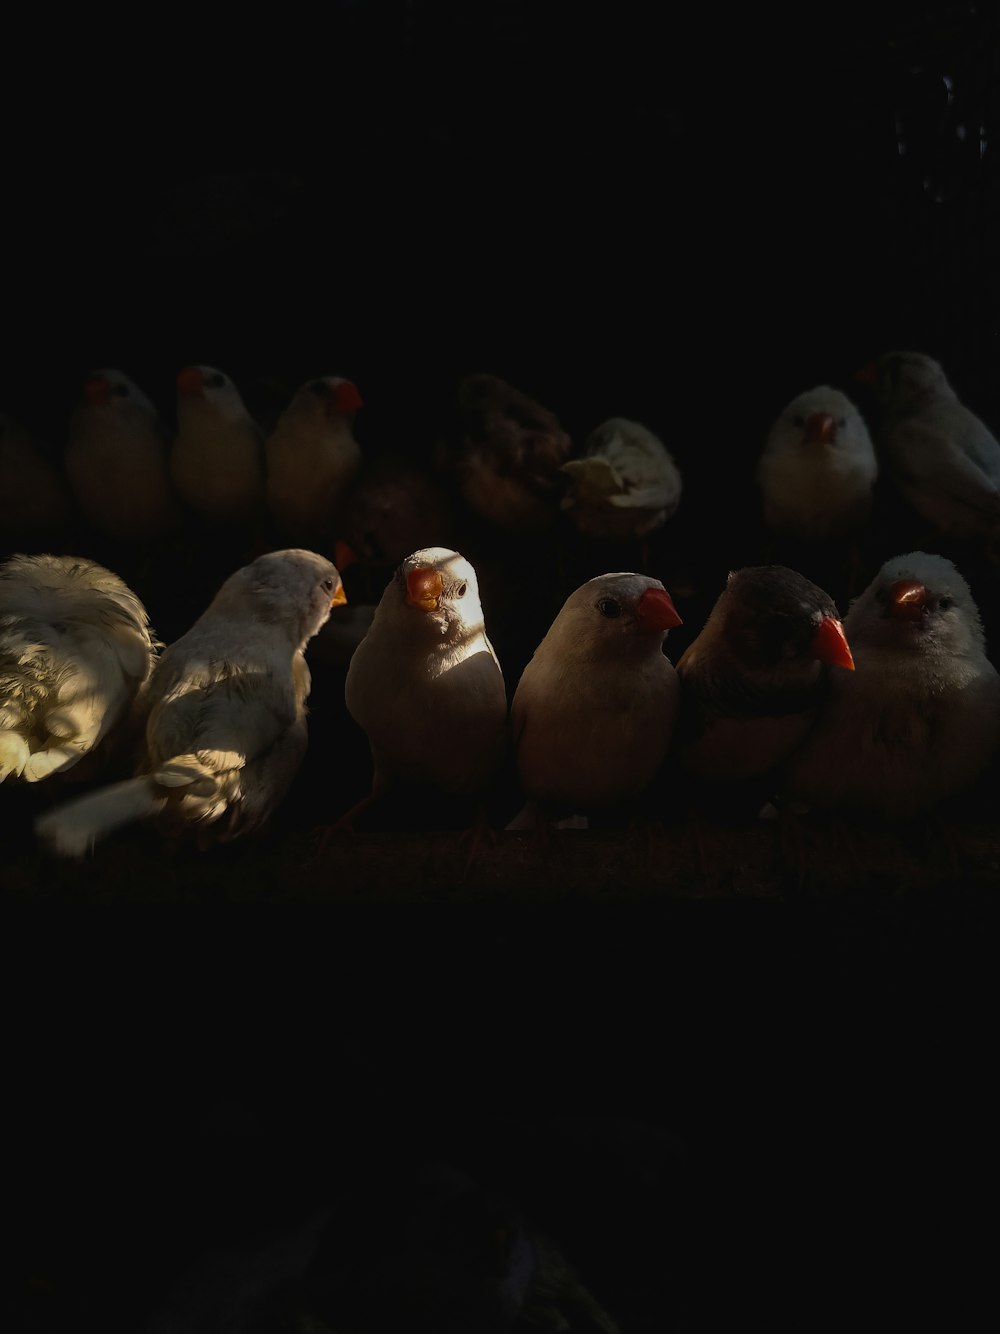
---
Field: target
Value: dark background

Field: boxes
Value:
[4,3,1000,1330]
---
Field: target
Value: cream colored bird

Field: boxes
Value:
[170,364,265,523]
[64,368,180,542]
[559,418,683,542]
[35,549,345,856]
[861,351,1000,544]
[510,572,682,824]
[341,547,507,823]
[0,413,71,540]
[264,375,363,542]
[776,551,1000,819]
[0,554,158,784]
[756,386,878,541]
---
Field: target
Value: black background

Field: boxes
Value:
[4,3,1000,1330]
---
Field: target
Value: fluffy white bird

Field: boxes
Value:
[341,547,507,820]
[437,373,573,531]
[35,549,345,856]
[170,365,265,523]
[673,565,855,788]
[0,554,158,784]
[776,551,1000,819]
[264,376,363,542]
[756,386,878,541]
[0,413,71,540]
[860,351,1000,544]
[64,368,180,542]
[510,573,682,821]
[559,418,683,542]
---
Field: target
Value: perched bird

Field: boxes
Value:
[673,565,855,793]
[340,547,507,824]
[0,554,158,784]
[264,376,363,543]
[437,373,572,531]
[559,418,683,542]
[756,386,878,542]
[859,351,1000,545]
[776,551,1000,819]
[64,368,180,542]
[35,549,344,856]
[510,573,682,823]
[0,413,71,542]
[170,365,265,524]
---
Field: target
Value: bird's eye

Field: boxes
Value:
[938,595,954,610]
[321,577,335,593]
[455,582,468,598]
[112,383,129,397]
[208,372,226,389]
[598,598,623,618]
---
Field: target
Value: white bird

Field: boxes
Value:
[776,551,1000,819]
[0,554,158,784]
[559,418,683,542]
[0,413,71,541]
[170,365,265,523]
[34,549,345,856]
[510,572,682,822]
[860,351,1000,544]
[264,376,363,543]
[341,547,507,822]
[437,373,573,531]
[756,386,878,541]
[64,368,180,542]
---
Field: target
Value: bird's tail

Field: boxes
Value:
[35,776,167,859]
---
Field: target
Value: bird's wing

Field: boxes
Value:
[895,419,1000,518]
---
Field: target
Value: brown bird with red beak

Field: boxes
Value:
[672,566,855,801]
[509,572,683,827]
[338,547,507,829]
[756,386,878,542]
[264,375,363,544]
[776,551,1000,818]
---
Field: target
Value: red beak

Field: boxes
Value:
[406,566,443,611]
[636,587,683,632]
[334,538,360,571]
[83,376,111,405]
[853,360,879,387]
[804,412,836,444]
[809,615,854,670]
[176,366,204,395]
[332,380,364,415]
[886,579,927,621]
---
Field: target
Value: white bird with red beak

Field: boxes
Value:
[756,386,878,542]
[776,551,1000,818]
[858,351,1000,545]
[673,565,855,789]
[510,573,682,822]
[0,554,158,785]
[170,364,265,523]
[341,547,507,822]
[64,368,180,542]
[264,375,363,543]
[35,549,345,856]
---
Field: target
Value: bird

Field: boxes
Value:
[756,386,878,542]
[34,549,345,856]
[0,412,71,544]
[64,368,180,543]
[0,553,158,784]
[333,451,456,576]
[436,373,573,532]
[339,547,507,827]
[170,365,265,524]
[559,417,683,543]
[264,376,363,544]
[672,565,855,797]
[509,572,682,825]
[858,350,1000,546]
[775,551,1000,819]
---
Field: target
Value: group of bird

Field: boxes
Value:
[3,348,1000,862]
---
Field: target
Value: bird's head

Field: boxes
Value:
[299,375,364,422]
[176,365,250,423]
[856,351,952,412]
[552,572,683,659]
[217,548,346,644]
[391,547,486,640]
[720,566,854,673]
[847,551,985,655]
[80,368,157,418]
[767,386,873,459]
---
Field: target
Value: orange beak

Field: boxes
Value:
[176,366,204,394]
[330,579,348,608]
[636,587,683,632]
[406,566,443,611]
[809,615,854,670]
[886,579,927,621]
